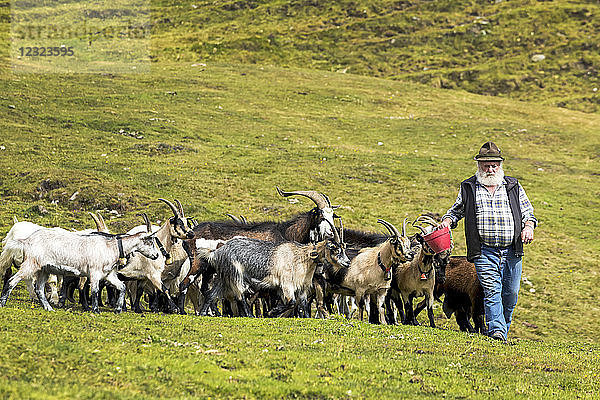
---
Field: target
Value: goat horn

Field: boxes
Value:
[158,198,180,218]
[415,214,439,227]
[326,218,341,244]
[89,212,103,232]
[377,219,400,239]
[321,193,332,208]
[174,199,185,218]
[227,213,244,224]
[338,217,344,244]
[276,186,330,209]
[412,218,429,235]
[402,217,409,237]
[96,212,107,232]
[240,215,248,224]
[138,213,152,233]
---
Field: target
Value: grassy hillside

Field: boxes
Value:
[1,62,599,343]
[0,295,599,399]
[149,0,600,113]
[1,1,600,398]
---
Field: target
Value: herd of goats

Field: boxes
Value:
[0,188,487,334]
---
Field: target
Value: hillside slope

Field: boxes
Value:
[150,0,600,112]
[0,62,599,342]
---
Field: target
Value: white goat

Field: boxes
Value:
[117,199,194,313]
[0,229,159,313]
[316,219,414,324]
[0,213,107,305]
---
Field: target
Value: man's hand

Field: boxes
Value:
[522,225,534,244]
[440,218,452,229]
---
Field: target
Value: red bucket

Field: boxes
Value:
[422,226,452,254]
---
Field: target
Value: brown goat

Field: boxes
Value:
[440,256,486,334]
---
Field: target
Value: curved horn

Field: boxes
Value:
[377,219,401,238]
[276,186,330,209]
[321,193,332,208]
[227,213,244,224]
[96,212,107,232]
[174,199,185,218]
[159,198,180,218]
[138,213,152,233]
[402,217,409,237]
[88,212,103,232]
[412,218,429,235]
[338,218,344,244]
[414,214,439,227]
[325,218,341,244]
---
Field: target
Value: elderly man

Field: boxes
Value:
[440,141,537,341]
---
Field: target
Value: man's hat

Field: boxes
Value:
[474,141,504,161]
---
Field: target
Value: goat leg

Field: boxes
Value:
[403,294,419,326]
[383,295,396,325]
[105,271,126,313]
[458,311,475,332]
[79,281,91,311]
[474,313,486,335]
[427,304,436,328]
[1,267,12,298]
[132,281,145,313]
[90,278,101,313]
[34,271,53,311]
[176,289,187,315]
[237,298,254,318]
[413,298,427,319]
[57,275,71,308]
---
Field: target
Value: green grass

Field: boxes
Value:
[1,288,599,399]
[1,0,600,398]
[147,0,600,113]
[1,61,599,343]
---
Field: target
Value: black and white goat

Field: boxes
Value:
[199,222,350,318]
[0,229,159,313]
[178,188,338,312]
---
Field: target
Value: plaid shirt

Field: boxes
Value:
[443,179,537,247]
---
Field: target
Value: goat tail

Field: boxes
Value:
[195,247,212,261]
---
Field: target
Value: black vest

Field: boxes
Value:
[461,175,523,262]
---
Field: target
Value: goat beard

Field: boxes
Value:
[476,166,505,187]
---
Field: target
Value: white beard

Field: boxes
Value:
[476,167,505,187]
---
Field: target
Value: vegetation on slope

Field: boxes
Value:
[150,0,600,112]
[0,291,599,399]
[0,1,599,398]
[1,63,599,343]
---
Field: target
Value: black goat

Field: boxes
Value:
[199,222,350,318]
[178,188,338,314]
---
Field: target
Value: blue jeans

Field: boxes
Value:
[474,245,522,340]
